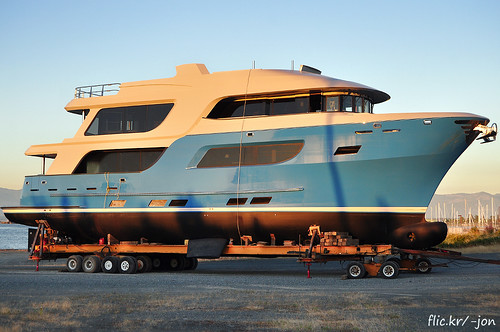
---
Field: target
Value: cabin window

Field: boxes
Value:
[73,148,165,174]
[208,96,311,118]
[326,96,340,112]
[208,94,372,118]
[227,198,248,205]
[110,200,126,207]
[169,199,188,207]
[326,96,372,113]
[250,197,272,204]
[334,145,361,155]
[85,103,173,135]
[197,142,304,168]
[149,200,168,207]
[341,96,352,112]
[364,99,372,113]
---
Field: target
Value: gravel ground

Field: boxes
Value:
[0,249,499,332]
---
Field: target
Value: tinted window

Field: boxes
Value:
[354,97,363,113]
[208,97,309,118]
[86,103,173,135]
[341,96,353,112]
[73,148,165,174]
[197,142,304,168]
[363,99,372,113]
[208,94,373,118]
[326,96,340,112]
[231,100,267,117]
[271,97,308,115]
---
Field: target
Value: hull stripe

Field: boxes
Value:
[3,206,427,214]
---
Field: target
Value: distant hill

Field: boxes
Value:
[427,192,500,220]
[0,188,22,221]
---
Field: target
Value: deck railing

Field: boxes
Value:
[74,83,121,99]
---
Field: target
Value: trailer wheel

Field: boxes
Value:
[346,262,366,279]
[379,261,399,279]
[152,257,162,270]
[415,258,432,274]
[119,256,138,274]
[82,255,102,273]
[386,257,401,267]
[184,257,198,270]
[66,255,83,272]
[102,256,119,273]
[166,255,186,271]
[136,255,153,273]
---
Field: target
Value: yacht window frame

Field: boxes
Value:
[85,103,174,136]
[207,92,373,118]
[196,142,304,168]
[73,148,166,174]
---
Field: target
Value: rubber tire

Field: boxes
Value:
[386,257,401,267]
[166,255,186,271]
[152,257,162,270]
[66,255,83,272]
[184,257,198,271]
[101,256,119,273]
[82,255,101,273]
[136,255,153,273]
[346,262,366,279]
[119,256,138,274]
[415,258,432,274]
[379,261,400,279]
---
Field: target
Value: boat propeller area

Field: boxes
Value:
[388,221,448,250]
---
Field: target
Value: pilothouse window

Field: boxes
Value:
[85,103,173,135]
[326,96,372,113]
[208,94,372,118]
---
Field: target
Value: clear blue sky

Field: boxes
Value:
[0,0,499,193]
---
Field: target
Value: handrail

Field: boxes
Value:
[74,83,121,99]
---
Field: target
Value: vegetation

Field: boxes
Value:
[439,227,500,248]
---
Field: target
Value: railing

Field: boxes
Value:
[74,83,121,99]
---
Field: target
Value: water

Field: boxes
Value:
[0,223,33,249]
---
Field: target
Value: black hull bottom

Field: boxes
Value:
[5,210,446,249]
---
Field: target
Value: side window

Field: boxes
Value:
[197,142,304,168]
[271,97,309,115]
[85,103,173,135]
[232,100,267,117]
[73,148,166,174]
[326,96,340,112]
[341,96,353,112]
[363,99,372,113]
[355,97,363,113]
[207,94,373,117]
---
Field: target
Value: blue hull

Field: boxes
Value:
[4,115,486,248]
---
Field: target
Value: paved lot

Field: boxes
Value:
[0,250,499,331]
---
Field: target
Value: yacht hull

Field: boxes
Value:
[2,113,488,249]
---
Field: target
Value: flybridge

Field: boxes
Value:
[74,83,121,99]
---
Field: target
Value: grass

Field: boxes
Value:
[439,228,500,248]
[1,286,498,331]
[0,292,406,332]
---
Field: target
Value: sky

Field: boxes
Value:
[0,0,499,194]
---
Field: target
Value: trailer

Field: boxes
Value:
[28,220,500,278]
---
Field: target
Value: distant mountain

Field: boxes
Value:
[426,192,500,220]
[0,188,22,221]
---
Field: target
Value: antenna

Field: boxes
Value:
[252,60,255,69]
[291,60,294,70]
